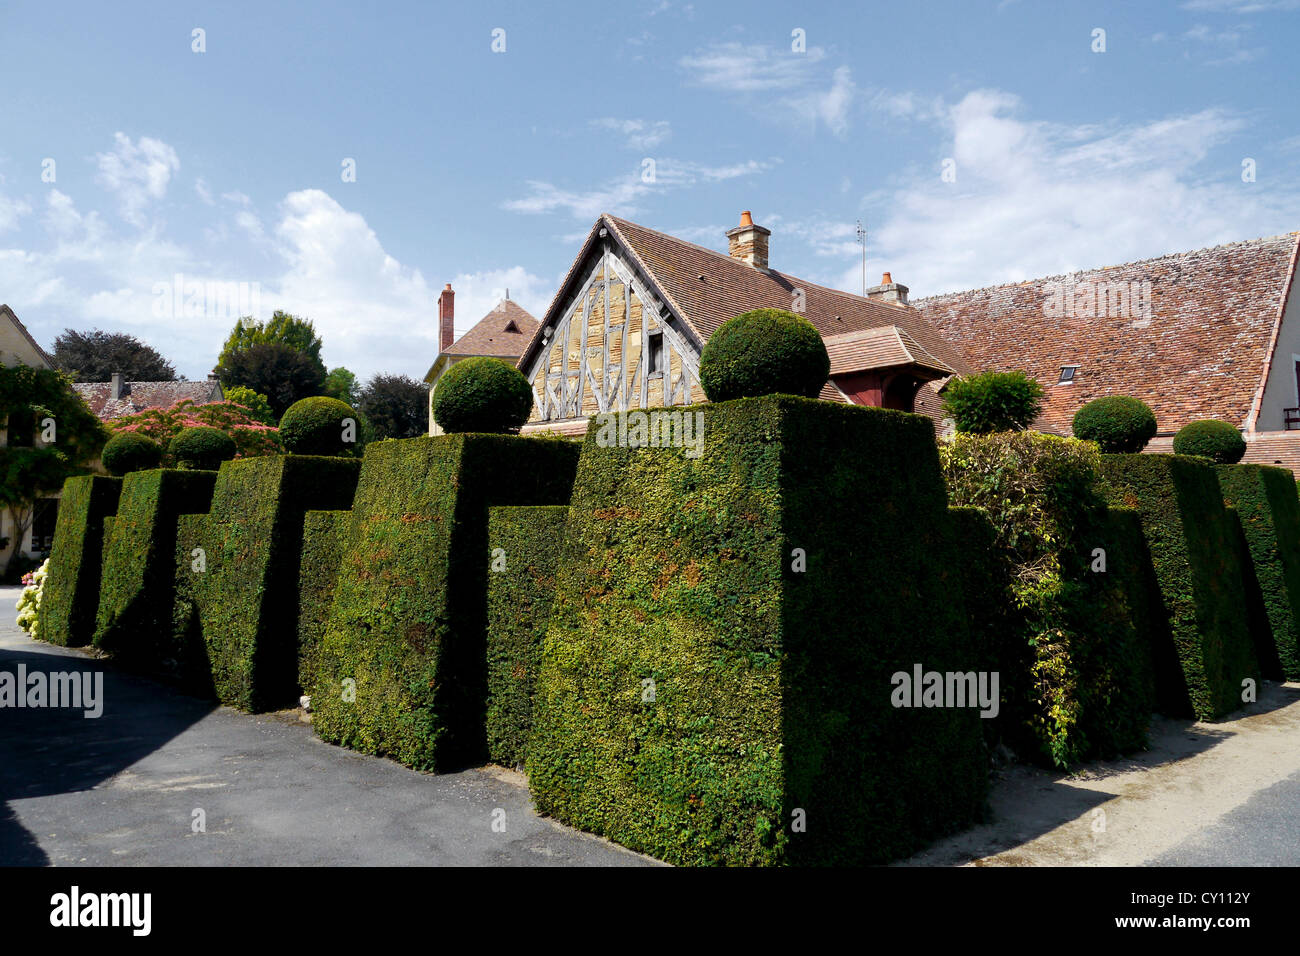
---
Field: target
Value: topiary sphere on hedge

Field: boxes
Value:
[168,426,237,470]
[432,356,533,434]
[1172,419,1246,464]
[1072,396,1158,453]
[278,396,360,455]
[698,309,830,402]
[101,432,163,476]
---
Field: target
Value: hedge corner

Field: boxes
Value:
[36,474,122,647]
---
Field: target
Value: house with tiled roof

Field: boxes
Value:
[516,212,969,435]
[0,303,54,370]
[914,232,1300,471]
[424,284,540,434]
[0,305,57,568]
[71,373,225,422]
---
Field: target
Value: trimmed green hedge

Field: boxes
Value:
[1218,463,1300,680]
[36,475,122,647]
[297,510,351,699]
[311,434,581,772]
[92,469,218,663]
[432,357,533,434]
[1101,453,1260,719]
[697,309,830,402]
[1226,506,1284,680]
[1172,420,1246,464]
[528,396,988,866]
[176,455,361,711]
[485,505,569,768]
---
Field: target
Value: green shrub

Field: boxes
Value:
[93,468,217,663]
[1101,453,1259,719]
[311,434,580,772]
[1172,420,1246,464]
[278,396,361,456]
[36,475,122,646]
[101,432,163,476]
[1072,396,1158,453]
[1226,505,1284,680]
[940,432,1152,766]
[941,370,1044,434]
[431,357,533,434]
[176,455,361,710]
[697,309,829,402]
[486,505,568,768]
[297,510,350,697]
[528,396,987,866]
[169,426,237,470]
[1218,464,1300,679]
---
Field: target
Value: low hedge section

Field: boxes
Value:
[297,510,351,699]
[485,505,569,768]
[310,434,581,772]
[1218,463,1300,680]
[1226,506,1284,680]
[1101,453,1260,719]
[93,468,217,663]
[36,475,122,647]
[528,396,988,866]
[176,455,361,711]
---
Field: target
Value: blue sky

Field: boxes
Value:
[2,0,1298,381]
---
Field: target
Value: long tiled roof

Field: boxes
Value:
[914,233,1300,433]
[72,379,224,421]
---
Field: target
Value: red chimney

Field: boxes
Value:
[439,283,455,351]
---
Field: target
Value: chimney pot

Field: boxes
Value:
[865,272,909,306]
[439,284,456,351]
[110,372,124,401]
[881,272,892,285]
[726,210,771,271]
[739,210,754,227]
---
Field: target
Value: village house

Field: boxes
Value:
[71,373,224,423]
[515,211,969,436]
[424,283,539,435]
[0,304,59,566]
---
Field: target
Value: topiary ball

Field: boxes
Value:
[1172,419,1246,464]
[278,396,361,455]
[432,356,533,434]
[698,308,829,402]
[168,426,237,470]
[101,432,163,476]
[1072,396,1158,453]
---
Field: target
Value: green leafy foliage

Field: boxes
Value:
[297,510,350,698]
[431,357,533,434]
[216,343,326,418]
[1173,420,1246,464]
[93,469,217,663]
[101,432,163,476]
[940,432,1153,766]
[941,370,1044,434]
[111,398,282,461]
[697,309,829,402]
[51,328,176,382]
[1218,463,1300,679]
[359,373,429,440]
[1072,396,1158,453]
[278,396,361,456]
[35,475,121,646]
[169,426,237,470]
[1100,453,1260,719]
[219,311,325,376]
[221,385,277,425]
[311,434,580,772]
[528,396,987,865]
[323,367,360,406]
[485,505,568,768]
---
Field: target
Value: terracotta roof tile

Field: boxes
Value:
[72,379,225,421]
[443,299,539,359]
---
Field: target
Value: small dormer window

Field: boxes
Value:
[1058,365,1079,384]
[504,320,519,333]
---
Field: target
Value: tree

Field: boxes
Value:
[50,329,177,382]
[323,367,359,406]
[219,311,326,381]
[0,366,106,576]
[942,370,1044,434]
[216,343,325,418]
[222,385,277,425]
[359,373,429,439]
[112,398,282,460]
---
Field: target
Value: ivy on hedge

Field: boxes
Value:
[36,475,121,647]
[1101,453,1260,719]
[93,468,218,665]
[297,510,350,699]
[310,434,580,772]
[485,505,568,768]
[527,396,987,866]
[176,455,361,711]
[1217,464,1300,679]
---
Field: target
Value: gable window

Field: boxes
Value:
[649,331,665,374]
[1057,365,1079,384]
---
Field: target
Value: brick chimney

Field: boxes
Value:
[865,271,909,306]
[726,210,771,270]
[439,283,455,351]
[110,372,124,400]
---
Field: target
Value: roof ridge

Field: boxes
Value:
[913,231,1300,305]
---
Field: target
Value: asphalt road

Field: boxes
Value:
[0,586,652,866]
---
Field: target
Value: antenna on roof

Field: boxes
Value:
[855,219,868,297]
[505,288,510,300]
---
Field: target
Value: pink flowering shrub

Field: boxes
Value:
[112,399,282,461]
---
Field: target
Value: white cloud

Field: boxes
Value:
[590,118,672,151]
[1182,0,1300,10]
[0,193,31,232]
[195,178,215,205]
[94,132,180,226]
[679,41,826,93]
[784,65,855,137]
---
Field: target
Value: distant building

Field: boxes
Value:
[71,373,224,422]
[424,283,540,434]
[0,304,57,565]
